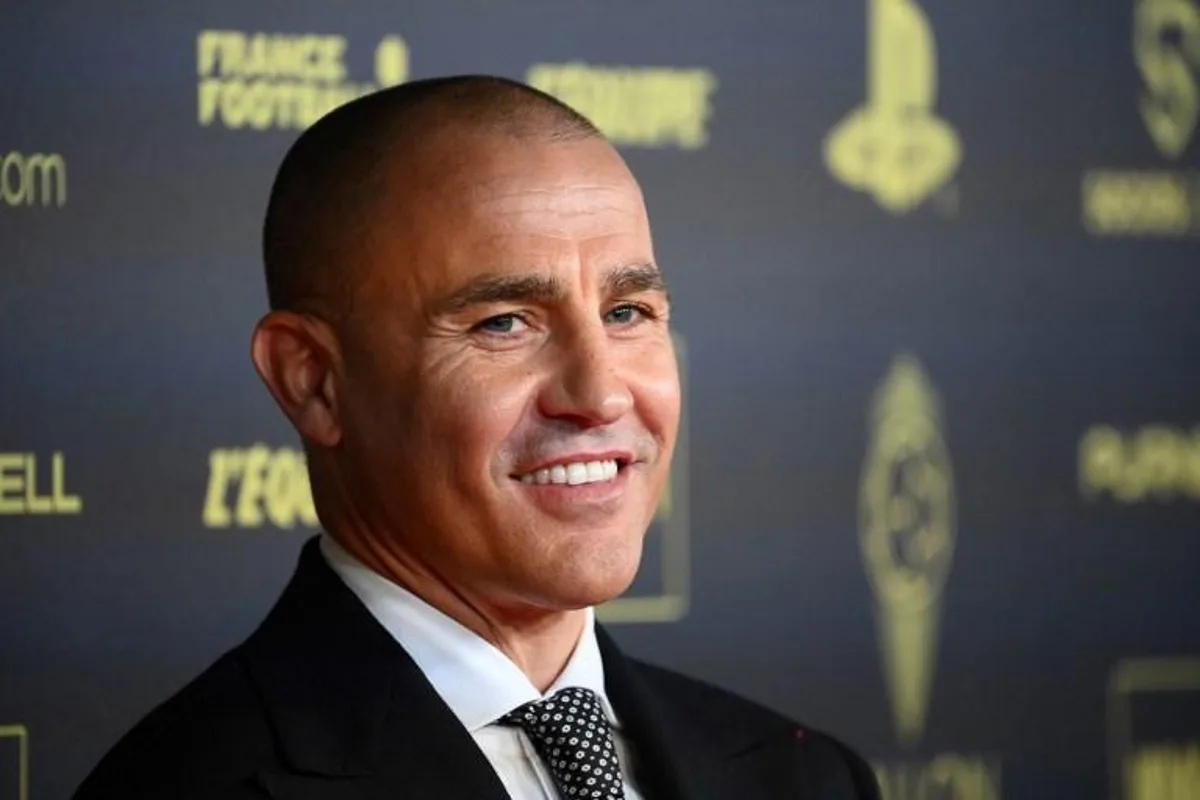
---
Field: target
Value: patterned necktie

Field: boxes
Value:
[499,686,626,799]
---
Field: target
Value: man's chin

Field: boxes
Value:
[521,548,644,611]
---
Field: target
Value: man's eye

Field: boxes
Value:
[475,313,528,334]
[604,303,650,326]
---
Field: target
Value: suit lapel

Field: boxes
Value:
[240,538,510,800]
[597,627,696,800]
[598,627,820,800]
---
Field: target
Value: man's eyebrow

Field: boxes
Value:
[435,274,566,314]
[603,263,669,299]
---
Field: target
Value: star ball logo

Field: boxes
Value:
[860,355,955,747]
[859,358,1003,799]
[824,0,962,214]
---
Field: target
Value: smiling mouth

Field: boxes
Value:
[515,458,626,486]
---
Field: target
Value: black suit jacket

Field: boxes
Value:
[75,538,879,799]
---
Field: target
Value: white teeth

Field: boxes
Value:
[520,459,620,487]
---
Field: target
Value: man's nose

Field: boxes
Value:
[537,323,634,428]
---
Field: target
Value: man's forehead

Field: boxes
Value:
[425,175,650,247]
[471,182,642,213]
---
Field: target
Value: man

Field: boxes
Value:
[76,75,879,799]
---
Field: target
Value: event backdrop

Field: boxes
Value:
[3,1,1199,798]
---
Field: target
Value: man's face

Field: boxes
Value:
[334,131,679,612]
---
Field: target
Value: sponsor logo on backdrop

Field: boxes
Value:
[1,152,66,209]
[861,356,1002,800]
[526,63,716,150]
[1082,0,1200,236]
[203,336,690,621]
[197,30,409,131]
[1108,658,1200,800]
[0,453,81,515]
[0,724,28,800]
[1080,425,1200,502]
[824,0,961,214]
[202,445,317,529]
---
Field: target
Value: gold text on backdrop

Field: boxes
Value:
[196,31,409,131]
[1079,425,1200,502]
[0,453,81,515]
[202,445,317,529]
[0,152,66,208]
[527,63,716,150]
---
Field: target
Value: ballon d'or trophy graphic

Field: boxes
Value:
[824,0,961,213]
[860,355,955,747]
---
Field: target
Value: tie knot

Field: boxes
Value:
[500,686,607,733]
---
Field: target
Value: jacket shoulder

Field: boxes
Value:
[631,659,880,799]
[74,648,276,800]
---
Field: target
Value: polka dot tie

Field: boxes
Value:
[499,686,626,799]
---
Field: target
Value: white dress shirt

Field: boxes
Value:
[320,535,645,800]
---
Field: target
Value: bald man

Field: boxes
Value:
[75,76,879,800]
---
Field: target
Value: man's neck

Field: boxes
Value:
[332,529,587,693]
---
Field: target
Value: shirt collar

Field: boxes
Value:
[319,534,617,733]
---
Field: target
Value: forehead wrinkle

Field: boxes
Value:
[472,184,642,216]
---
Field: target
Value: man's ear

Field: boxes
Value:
[250,311,343,447]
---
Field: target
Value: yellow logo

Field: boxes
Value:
[197,31,409,131]
[1080,425,1200,502]
[0,453,82,515]
[861,359,1002,798]
[825,0,961,214]
[1,152,66,209]
[1081,1,1200,236]
[860,355,955,746]
[202,445,317,529]
[1136,0,1200,159]
[527,63,716,150]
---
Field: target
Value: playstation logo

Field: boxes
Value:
[824,0,962,214]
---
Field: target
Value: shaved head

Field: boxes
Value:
[262,74,602,317]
